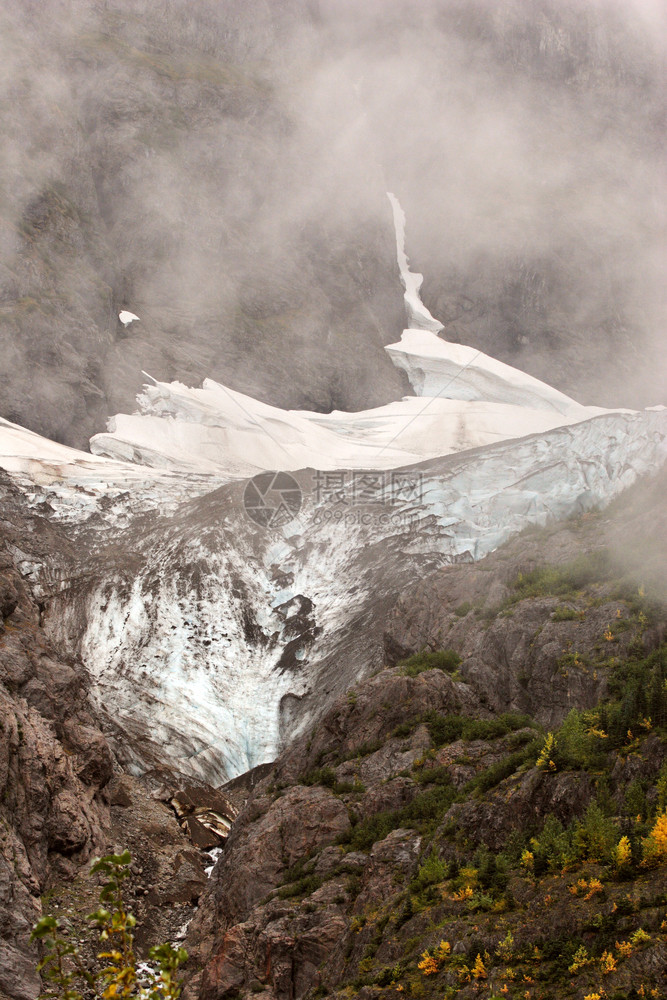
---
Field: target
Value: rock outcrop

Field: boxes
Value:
[385,465,667,726]
[0,474,232,1000]
[0,492,112,999]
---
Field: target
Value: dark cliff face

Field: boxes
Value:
[0,477,113,998]
[0,1,406,449]
[0,473,234,1000]
[0,0,664,448]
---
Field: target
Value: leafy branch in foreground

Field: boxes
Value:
[31,850,187,1000]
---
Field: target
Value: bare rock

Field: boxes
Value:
[47,790,92,855]
[441,769,594,852]
[0,573,19,621]
[107,774,134,807]
[0,941,41,1000]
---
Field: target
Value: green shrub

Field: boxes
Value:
[426,712,466,745]
[512,551,612,600]
[606,645,667,744]
[411,849,448,892]
[343,737,384,761]
[572,803,619,862]
[374,963,404,986]
[300,766,337,787]
[555,709,601,769]
[333,779,366,794]
[339,781,458,851]
[299,766,364,795]
[401,784,458,827]
[656,762,667,813]
[464,742,540,795]
[414,765,453,786]
[623,779,648,820]
[277,874,323,899]
[425,711,534,748]
[399,649,462,677]
[531,815,572,873]
[340,811,398,852]
[474,849,509,895]
[394,893,414,929]
[552,605,585,621]
[392,721,417,739]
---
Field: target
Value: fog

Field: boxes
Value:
[0,0,663,446]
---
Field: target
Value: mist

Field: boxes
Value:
[0,0,663,447]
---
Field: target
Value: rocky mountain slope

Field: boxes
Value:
[2,395,662,789]
[185,469,667,999]
[3,178,665,793]
[2,428,665,1000]
[3,147,663,842]
[0,472,235,1000]
[6,464,665,1000]
[0,478,112,999]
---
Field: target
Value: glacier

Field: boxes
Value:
[0,194,665,784]
[85,374,621,477]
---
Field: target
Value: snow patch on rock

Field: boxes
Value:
[119,310,141,327]
[387,192,443,333]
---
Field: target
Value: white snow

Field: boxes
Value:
[204,848,223,877]
[0,415,155,484]
[65,406,667,785]
[74,195,642,479]
[85,376,622,478]
[75,541,313,783]
[0,416,223,526]
[387,192,443,333]
[0,196,652,491]
[119,310,141,326]
[385,329,589,413]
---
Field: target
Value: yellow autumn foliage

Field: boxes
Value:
[600,949,617,974]
[642,811,667,866]
[471,953,487,979]
[417,952,439,976]
[536,732,557,770]
[612,835,632,870]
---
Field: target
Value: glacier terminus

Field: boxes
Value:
[0,196,664,785]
